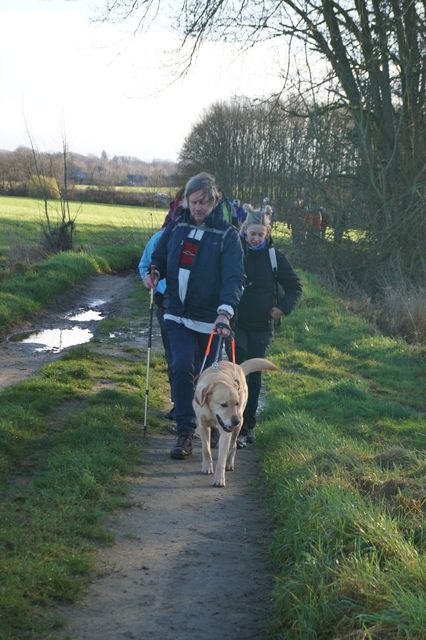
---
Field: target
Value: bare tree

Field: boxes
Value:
[179,96,361,226]
[26,130,78,253]
[98,0,426,283]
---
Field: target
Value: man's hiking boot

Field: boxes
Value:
[170,433,193,459]
[237,435,246,449]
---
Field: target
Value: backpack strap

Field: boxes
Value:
[268,247,278,274]
[268,247,280,307]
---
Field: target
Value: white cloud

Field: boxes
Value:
[1,0,287,161]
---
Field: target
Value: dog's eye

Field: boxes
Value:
[220,403,228,408]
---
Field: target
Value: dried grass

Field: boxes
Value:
[5,238,49,273]
[376,285,426,342]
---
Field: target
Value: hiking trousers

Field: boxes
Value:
[165,320,219,435]
[234,325,272,430]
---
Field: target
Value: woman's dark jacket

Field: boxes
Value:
[151,206,244,324]
[237,237,302,331]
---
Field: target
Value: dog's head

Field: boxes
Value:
[198,380,242,432]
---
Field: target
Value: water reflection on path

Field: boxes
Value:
[12,304,105,353]
[21,326,94,352]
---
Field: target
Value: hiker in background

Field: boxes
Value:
[162,187,185,228]
[233,198,247,228]
[233,210,302,447]
[144,172,244,460]
[139,229,175,420]
[289,199,305,245]
[260,197,270,213]
[309,206,323,239]
[319,206,328,239]
[218,188,238,226]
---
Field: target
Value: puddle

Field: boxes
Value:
[21,327,94,352]
[0,272,138,389]
[12,306,106,353]
[67,309,104,322]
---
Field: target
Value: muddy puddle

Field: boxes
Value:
[10,307,105,353]
[0,272,140,388]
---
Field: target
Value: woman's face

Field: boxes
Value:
[188,189,215,225]
[246,224,268,247]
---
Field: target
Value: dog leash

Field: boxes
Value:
[199,324,236,377]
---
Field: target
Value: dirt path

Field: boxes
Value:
[1,272,274,639]
[57,434,273,640]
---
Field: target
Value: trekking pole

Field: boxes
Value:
[143,287,155,436]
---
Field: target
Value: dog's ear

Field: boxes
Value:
[199,384,213,406]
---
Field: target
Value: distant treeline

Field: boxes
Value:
[0,147,179,191]
[0,178,174,208]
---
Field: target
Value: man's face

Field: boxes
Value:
[188,189,214,225]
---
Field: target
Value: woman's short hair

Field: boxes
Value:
[184,172,219,206]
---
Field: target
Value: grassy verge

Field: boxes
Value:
[0,288,171,639]
[0,195,165,335]
[259,272,426,639]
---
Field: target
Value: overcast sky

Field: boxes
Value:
[1,0,288,162]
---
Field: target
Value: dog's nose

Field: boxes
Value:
[231,417,240,427]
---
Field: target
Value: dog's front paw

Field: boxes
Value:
[201,462,214,474]
[212,476,226,487]
[225,463,234,471]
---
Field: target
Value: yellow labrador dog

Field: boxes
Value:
[193,358,278,487]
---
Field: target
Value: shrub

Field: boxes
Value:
[377,284,426,342]
[26,175,60,200]
[68,187,168,208]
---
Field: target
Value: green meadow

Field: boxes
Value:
[0,198,424,639]
[0,195,164,335]
[0,195,164,260]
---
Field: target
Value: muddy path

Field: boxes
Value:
[0,272,140,389]
[1,272,274,639]
[56,434,273,640]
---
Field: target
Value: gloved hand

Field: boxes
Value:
[214,314,231,337]
[144,267,159,290]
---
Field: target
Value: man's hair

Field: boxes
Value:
[184,172,219,206]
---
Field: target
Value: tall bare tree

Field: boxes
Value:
[99,0,426,282]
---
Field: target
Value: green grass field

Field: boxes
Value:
[0,196,165,335]
[0,199,424,639]
[0,195,165,265]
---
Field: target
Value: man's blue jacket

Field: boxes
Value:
[151,206,244,324]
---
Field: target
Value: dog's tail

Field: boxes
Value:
[240,358,279,376]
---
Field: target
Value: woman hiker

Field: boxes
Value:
[233,209,302,447]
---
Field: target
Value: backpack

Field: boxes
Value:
[220,197,237,226]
